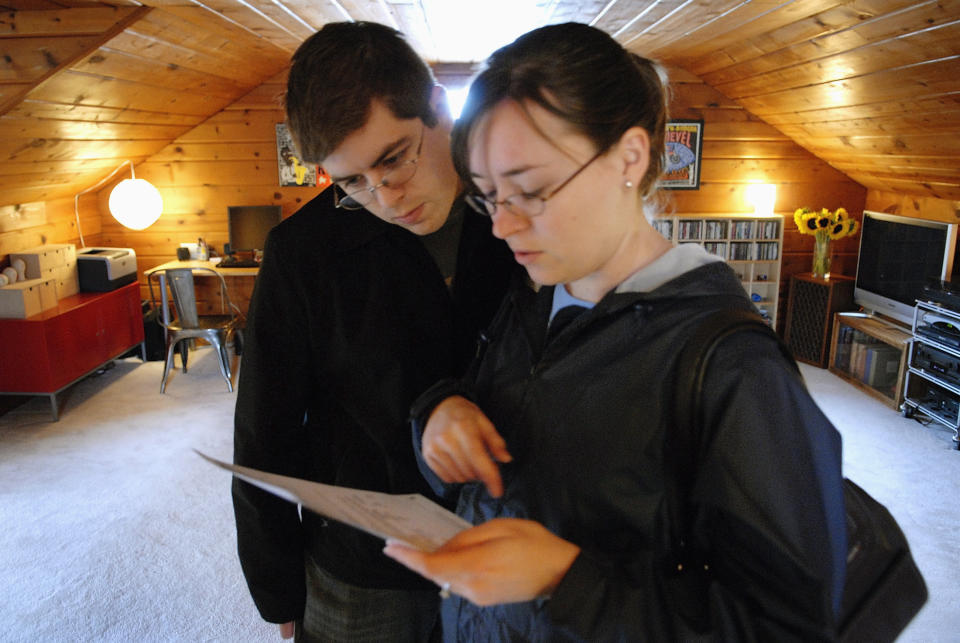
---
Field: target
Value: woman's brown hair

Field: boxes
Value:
[452,23,668,204]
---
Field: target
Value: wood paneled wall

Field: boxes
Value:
[864,190,960,224]
[0,71,325,316]
[0,196,102,256]
[8,68,958,335]
[98,71,326,314]
[665,67,867,332]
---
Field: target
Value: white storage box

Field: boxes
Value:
[36,278,58,311]
[54,263,80,299]
[57,243,77,265]
[9,243,75,279]
[32,258,79,301]
[0,280,43,318]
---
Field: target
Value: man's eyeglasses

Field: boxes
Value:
[464,149,605,218]
[333,124,425,210]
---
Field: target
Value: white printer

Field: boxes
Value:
[76,247,138,292]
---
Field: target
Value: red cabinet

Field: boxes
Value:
[0,282,144,420]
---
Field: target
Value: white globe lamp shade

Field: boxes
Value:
[109,178,163,230]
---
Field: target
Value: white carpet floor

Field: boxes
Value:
[0,350,275,642]
[0,349,957,642]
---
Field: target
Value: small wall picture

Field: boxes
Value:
[276,123,318,187]
[659,119,703,190]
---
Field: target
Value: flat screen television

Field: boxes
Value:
[227,205,282,253]
[854,210,958,326]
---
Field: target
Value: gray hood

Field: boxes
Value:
[616,243,724,295]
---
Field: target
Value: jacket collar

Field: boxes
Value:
[509,260,749,351]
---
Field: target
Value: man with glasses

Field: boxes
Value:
[232,22,514,642]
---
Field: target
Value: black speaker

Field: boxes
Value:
[785,274,855,367]
[141,308,166,361]
[120,302,165,361]
[176,247,190,261]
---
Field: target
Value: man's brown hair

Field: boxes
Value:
[285,21,438,164]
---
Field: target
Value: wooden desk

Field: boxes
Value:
[146,259,260,278]
[145,259,260,325]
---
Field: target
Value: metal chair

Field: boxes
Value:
[148,267,242,393]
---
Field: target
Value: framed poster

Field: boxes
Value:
[660,119,703,190]
[276,123,319,186]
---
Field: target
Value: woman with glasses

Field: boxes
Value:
[385,23,846,641]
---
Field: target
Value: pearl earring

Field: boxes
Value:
[624,180,634,188]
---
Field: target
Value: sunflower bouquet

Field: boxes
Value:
[793,207,859,277]
[793,207,859,240]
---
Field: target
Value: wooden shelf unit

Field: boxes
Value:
[828,312,911,410]
[653,214,782,327]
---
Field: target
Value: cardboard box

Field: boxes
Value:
[0,280,43,318]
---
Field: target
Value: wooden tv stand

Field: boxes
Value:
[828,311,911,410]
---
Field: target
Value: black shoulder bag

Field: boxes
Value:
[670,307,928,642]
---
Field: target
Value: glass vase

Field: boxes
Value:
[812,233,831,278]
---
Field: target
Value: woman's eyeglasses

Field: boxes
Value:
[464,149,604,218]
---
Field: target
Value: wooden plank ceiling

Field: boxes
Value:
[1,0,958,207]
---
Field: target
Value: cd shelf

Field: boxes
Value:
[653,214,783,327]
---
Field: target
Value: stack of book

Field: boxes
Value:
[834,327,901,393]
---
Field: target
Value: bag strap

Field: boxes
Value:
[667,308,799,551]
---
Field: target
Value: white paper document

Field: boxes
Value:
[196,451,470,552]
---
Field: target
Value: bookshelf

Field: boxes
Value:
[828,312,911,409]
[653,214,783,327]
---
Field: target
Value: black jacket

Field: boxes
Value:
[414,256,846,642]
[232,188,514,623]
